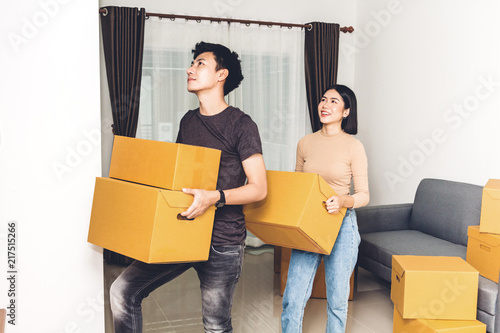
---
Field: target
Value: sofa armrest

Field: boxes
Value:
[356,203,413,234]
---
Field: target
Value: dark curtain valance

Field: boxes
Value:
[304,22,340,132]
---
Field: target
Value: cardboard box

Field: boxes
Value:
[479,179,500,234]
[243,170,346,254]
[467,225,500,283]
[393,307,486,333]
[88,177,215,263]
[391,255,479,320]
[109,135,221,191]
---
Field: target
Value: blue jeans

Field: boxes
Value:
[110,244,244,333]
[281,209,360,333]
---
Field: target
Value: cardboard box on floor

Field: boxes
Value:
[109,135,221,191]
[393,307,486,333]
[467,225,500,283]
[244,170,346,255]
[479,179,500,234]
[88,177,215,263]
[391,255,479,320]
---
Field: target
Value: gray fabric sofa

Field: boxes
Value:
[356,178,499,332]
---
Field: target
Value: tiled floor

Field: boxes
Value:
[104,246,394,332]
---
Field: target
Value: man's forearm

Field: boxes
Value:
[224,182,267,206]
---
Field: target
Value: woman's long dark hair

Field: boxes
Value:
[322,84,358,135]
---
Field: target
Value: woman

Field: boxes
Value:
[281,84,369,333]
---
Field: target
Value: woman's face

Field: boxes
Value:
[317,89,349,125]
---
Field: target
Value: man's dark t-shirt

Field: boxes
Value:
[176,106,263,245]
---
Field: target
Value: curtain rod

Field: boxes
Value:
[98,8,354,33]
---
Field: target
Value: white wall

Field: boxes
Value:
[98,0,357,176]
[0,1,104,332]
[354,0,500,205]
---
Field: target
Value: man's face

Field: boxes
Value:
[186,52,225,94]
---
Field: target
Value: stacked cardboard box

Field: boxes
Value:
[467,226,500,283]
[478,179,500,234]
[108,135,221,191]
[391,255,485,332]
[87,136,221,264]
[393,307,486,332]
[467,179,500,283]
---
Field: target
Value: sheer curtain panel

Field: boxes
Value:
[137,19,228,142]
[229,23,308,173]
[138,19,308,170]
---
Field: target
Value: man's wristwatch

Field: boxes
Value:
[215,190,225,208]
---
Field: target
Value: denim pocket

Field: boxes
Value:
[211,245,242,256]
[210,245,244,281]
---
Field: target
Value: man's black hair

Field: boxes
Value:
[192,42,244,96]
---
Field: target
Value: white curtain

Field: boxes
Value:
[228,23,308,172]
[138,18,310,246]
[137,19,228,142]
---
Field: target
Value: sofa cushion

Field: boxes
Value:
[477,308,494,333]
[357,255,392,282]
[357,203,412,234]
[409,178,482,246]
[360,229,467,268]
[478,276,498,317]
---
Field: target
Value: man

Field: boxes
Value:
[110,42,267,333]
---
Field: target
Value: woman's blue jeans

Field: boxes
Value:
[281,209,360,333]
[110,244,244,333]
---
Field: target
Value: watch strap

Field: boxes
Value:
[215,190,225,208]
